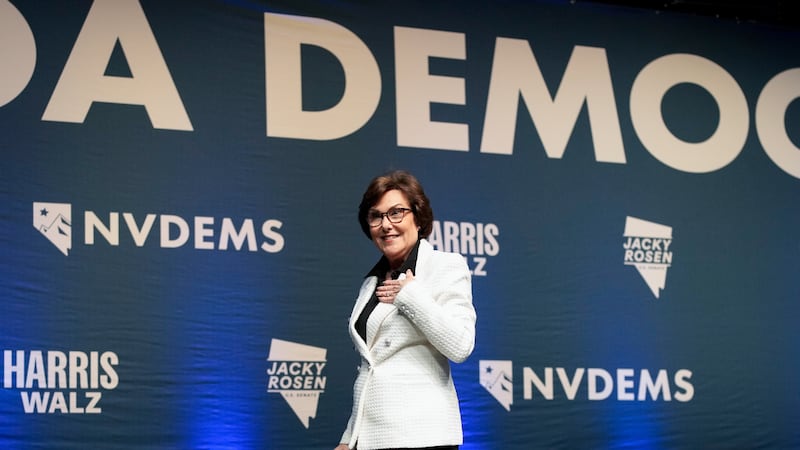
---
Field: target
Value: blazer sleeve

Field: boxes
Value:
[339,410,355,446]
[393,251,476,363]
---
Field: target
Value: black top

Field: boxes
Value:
[355,239,421,342]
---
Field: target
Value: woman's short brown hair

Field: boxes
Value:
[358,170,434,239]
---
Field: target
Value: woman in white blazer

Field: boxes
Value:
[335,171,477,450]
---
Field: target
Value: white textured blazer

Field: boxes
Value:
[340,239,477,450]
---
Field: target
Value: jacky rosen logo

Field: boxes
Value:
[623,216,674,298]
[266,339,327,429]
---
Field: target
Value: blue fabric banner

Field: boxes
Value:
[2,0,798,448]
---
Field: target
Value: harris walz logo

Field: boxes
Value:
[3,350,119,414]
[428,219,500,277]
[266,339,327,429]
[623,216,674,298]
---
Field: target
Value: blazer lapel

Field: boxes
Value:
[365,303,396,349]
[351,240,434,355]
[350,276,377,356]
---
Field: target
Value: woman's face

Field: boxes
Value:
[368,189,419,268]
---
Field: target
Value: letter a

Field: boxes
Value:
[42,0,192,130]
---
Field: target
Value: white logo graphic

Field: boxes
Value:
[429,220,500,277]
[266,339,327,428]
[33,202,72,256]
[31,202,286,255]
[3,350,119,414]
[480,360,513,411]
[479,360,695,408]
[623,216,673,298]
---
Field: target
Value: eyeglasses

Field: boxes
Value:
[367,207,413,227]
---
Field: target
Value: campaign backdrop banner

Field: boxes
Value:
[2,0,799,448]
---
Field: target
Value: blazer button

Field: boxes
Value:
[384,339,391,347]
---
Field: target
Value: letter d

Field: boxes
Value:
[160,215,189,248]
[587,368,613,400]
[265,13,381,140]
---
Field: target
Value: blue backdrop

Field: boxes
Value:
[2,0,799,448]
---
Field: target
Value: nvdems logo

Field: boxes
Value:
[33,202,72,256]
[266,339,327,429]
[32,201,285,256]
[480,360,513,411]
[479,359,694,411]
[623,216,674,298]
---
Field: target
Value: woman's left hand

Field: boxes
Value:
[375,269,414,304]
